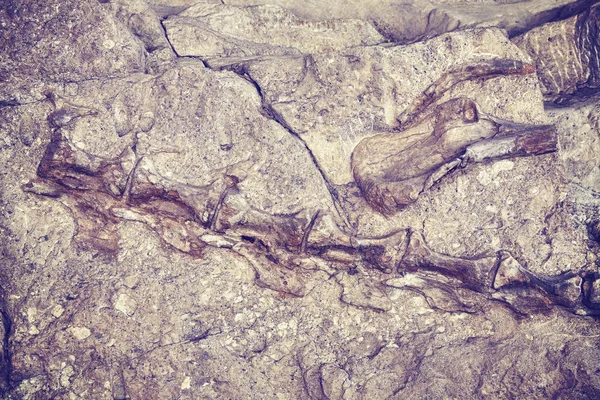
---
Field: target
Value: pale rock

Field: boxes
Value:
[114,293,137,316]
[164,3,385,66]
[51,305,65,318]
[69,327,92,341]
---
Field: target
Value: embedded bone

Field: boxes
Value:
[351,98,557,214]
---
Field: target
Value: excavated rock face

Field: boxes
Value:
[1,0,600,399]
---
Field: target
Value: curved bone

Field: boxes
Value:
[351,98,557,214]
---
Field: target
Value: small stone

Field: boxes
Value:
[69,327,91,340]
[60,365,74,387]
[181,376,191,390]
[26,307,37,323]
[103,39,115,49]
[123,275,139,289]
[51,305,65,318]
[114,293,137,316]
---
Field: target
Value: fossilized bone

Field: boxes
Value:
[351,97,557,214]
[396,59,537,127]
[398,231,597,315]
[513,3,600,102]
[24,121,600,315]
[19,57,593,317]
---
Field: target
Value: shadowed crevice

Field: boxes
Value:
[226,64,353,229]
[0,295,13,395]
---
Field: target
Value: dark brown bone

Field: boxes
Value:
[22,72,584,316]
[398,234,595,315]
[398,231,498,292]
[27,117,596,315]
[397,59,536,127]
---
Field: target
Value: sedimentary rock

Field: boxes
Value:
[163,3,385,66]
[0,0,147,104]
[2,1,600,399]
[222,0,597,43]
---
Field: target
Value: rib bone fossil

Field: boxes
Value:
[351,98,558,214]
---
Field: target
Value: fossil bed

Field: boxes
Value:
[2,0,600,399]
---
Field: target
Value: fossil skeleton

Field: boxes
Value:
[21,38,600,317]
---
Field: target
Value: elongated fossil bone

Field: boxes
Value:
[351,98,557,214]
[399,231,597,315]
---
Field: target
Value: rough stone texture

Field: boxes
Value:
[513,3,600,103]
[211,29,547,184]
[0,0,147,104]
[2,1,600,399]
[164,3,385,65]
[222,0,598,42]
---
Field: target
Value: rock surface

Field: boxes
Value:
[2,0,600,399]
[164,3,385,65]
[222,0,598,42]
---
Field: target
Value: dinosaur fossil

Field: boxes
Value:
[19,52,594,318]
[352,97,557,214]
